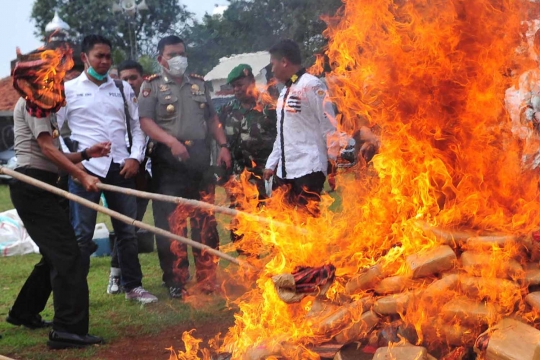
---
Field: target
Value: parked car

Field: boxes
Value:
[0,147,17,181]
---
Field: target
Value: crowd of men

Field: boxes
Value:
[5,34,379,348]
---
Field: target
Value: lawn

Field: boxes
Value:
[0,180,342,359]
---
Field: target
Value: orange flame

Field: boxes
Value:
[170,0,540,358]
[12,42,73,111]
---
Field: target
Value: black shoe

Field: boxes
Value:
[6,311,52,329]
[168,286,187,299]
[47,330,104,349]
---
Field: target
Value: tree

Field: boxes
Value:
[181,0,342,75]
[31,0,192,59]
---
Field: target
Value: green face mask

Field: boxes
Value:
[87,66,108,81]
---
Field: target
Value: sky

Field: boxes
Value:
[0,0,222,78]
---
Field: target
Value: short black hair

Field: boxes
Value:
[117,60,143,76]
[157,35,184,55]
[81,34,112,54]
[269,39,302,66]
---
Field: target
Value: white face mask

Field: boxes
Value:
[165,56,188,77]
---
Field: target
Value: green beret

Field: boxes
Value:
[227,64,253,84]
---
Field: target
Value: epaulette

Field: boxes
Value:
[189,73,205,80]
[146,74,161,82]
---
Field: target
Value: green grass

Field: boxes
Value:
[0,180,342,359]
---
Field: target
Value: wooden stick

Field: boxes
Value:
[96,182,305,234]
[0,167,250,269]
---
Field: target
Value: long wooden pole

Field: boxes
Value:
[96,182,301,234]
[0,167,250,269]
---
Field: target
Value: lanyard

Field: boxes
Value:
[279,86,292,178]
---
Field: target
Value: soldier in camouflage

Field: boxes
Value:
[217,64,277,250]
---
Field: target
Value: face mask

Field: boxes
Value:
[165,56,188,77]
[87,65,109,81]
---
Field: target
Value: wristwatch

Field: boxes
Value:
[219,143,230,149]
[81,148,90,161]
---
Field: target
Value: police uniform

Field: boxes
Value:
[138,72,219,290]
[9,98,90,337]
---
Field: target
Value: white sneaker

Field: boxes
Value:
[107,275,123,295]
[125,287,158,304]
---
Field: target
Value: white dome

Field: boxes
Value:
[45,11,70,33]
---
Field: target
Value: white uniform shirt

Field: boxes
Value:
[57,72,145,177]
[265,72,338,179]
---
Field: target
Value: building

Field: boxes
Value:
[204,51,271,99]
[0,12,82,151]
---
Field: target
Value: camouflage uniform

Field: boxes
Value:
[218,98,277,181]
[218,97,277,251]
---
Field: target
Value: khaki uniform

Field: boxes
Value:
[137,72,219,290]
[138,73,215,141]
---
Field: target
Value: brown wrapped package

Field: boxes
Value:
[374,293,410,315]
[373,345,428,360]
[406,245,456,278]
[474,318,540,360]
[460,251,523,278]
[345,264,383,295]
[374,276,422,295]
[422,273,459,299]
[334,310,380,344]
[422,322,478,347]
[525,292,540,312]
[311,298,373,336]
[441,298,499,326]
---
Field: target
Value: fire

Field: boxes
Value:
[12,40,74,112]
[170,0,540,358]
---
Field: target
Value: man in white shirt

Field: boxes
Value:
[263,39,340,216]
[57,35,157,304]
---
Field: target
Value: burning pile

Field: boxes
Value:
[170,0,540,359]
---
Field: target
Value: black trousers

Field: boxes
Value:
[9,168,89,335]
[275,171,326,216]
[151,143,219,288]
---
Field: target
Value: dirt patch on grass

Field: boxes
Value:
[96,316,235,360]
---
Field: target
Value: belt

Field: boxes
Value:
[15,167,59,185]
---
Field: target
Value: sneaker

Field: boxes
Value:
[107,275,123,295]
[168,286,188,299]
[125,287,158,304]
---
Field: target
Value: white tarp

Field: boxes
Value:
[0,209,39,256]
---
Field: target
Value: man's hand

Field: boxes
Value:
[263,169,275,181]
[217,147,232,169]
[120,159,140,178]
[359,142,378,162]
[358,126,380,162]
[169,139,190,161]
[534,111,540,124]
[79,173,100,192]
[87,142,111,159]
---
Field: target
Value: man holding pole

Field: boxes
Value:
[8,52,111,348]
[57,34,157,304]
[138,35,231,298]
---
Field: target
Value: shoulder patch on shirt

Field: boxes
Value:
[146,74,161,82]
[312,84,326,97]
[189,73,204,80]
[142,88,151,97]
